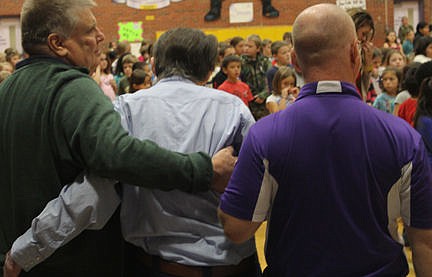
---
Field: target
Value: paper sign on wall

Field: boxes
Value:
[229,3,254,24]
[113,0,185,10]
[127,0,170,9]
[0,28,10,52]
[118,22,143,42]
[336,0,366,10]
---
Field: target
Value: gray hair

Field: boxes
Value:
[153,28,218,83]
[21,0,96,53]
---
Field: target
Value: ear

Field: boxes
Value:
[290,50,302,73]
[47,33,69,57]
[350,41,356,64]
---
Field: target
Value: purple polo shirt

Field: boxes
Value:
[220,81,432,276]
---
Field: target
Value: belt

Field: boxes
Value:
[133,248,257,277]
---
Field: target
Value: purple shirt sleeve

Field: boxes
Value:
[220,127,269,221]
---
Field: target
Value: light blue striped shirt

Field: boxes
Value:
[115,76,256,266]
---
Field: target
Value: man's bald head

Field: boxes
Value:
[292,4,358,77]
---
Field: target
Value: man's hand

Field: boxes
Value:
[3,251,21,277]
[211,146,237,193]
[361,41,374,69]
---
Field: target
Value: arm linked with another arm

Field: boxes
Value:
[8,174,121,273]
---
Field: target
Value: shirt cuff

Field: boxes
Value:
[11,229,45,272]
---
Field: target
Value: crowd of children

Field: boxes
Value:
[212,32,302,120]
[1,18,432,124]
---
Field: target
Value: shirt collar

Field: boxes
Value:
[16,55,67,70]
[157,76,196,85]
[15,55,89,74]
[297,81,361,101]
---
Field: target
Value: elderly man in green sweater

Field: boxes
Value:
[0,0,237,276]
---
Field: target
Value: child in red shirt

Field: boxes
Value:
[218,55,254,106]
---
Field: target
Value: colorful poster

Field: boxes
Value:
[118,22,143,42]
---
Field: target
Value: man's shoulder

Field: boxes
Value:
[364,104,419,141]
[12,58,93,91]
[156,78,234,99]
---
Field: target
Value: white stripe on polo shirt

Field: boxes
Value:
[252,159,279,222]
[387,162,412,244]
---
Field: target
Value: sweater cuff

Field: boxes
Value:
[189,152,213,192]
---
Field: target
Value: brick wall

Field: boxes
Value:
[0,0,430,49]
[93,0,393,46]
[0,0,22,16]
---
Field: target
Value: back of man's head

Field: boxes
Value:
[21,0,96,54]
[153,28,218,83]
[292,4,358,81]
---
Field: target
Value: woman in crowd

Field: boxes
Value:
[347,8,375,101]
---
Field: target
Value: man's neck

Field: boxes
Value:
[303,70,356,85]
